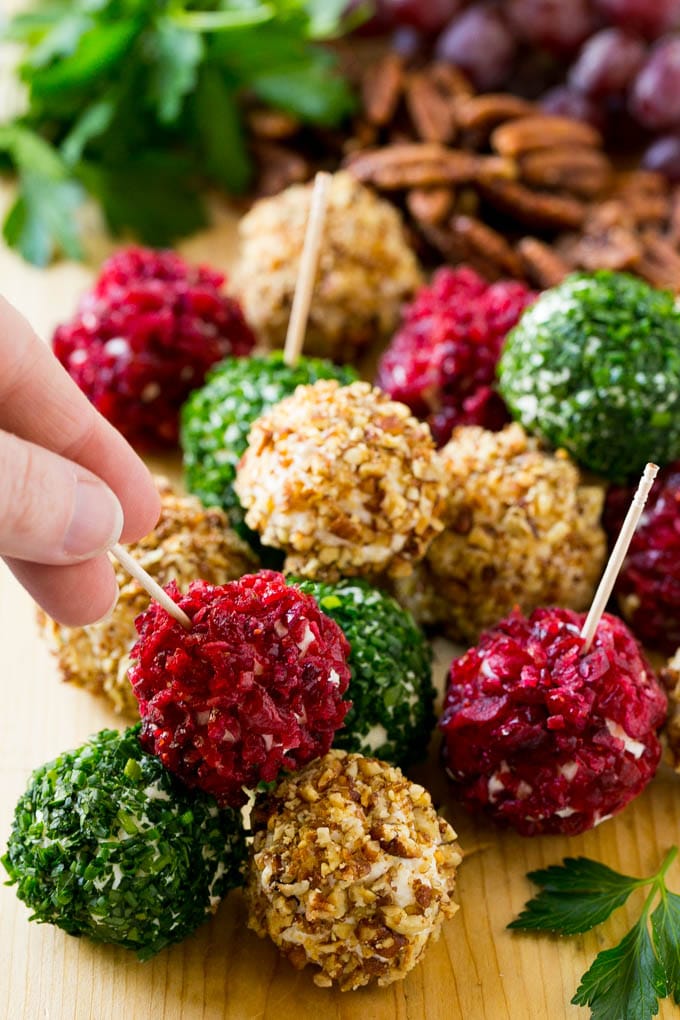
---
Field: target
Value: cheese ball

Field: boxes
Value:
[291,578,435,766]
[498,271,680,481]
[39,477,257,717]
[180,352,356,550]
[2,726,245,959]
[53,246,256,447]
[235,380,447,581]
[245,749,461,990]
[231,172,422,362]
[393,424,606,643]
[604,461,680,655]
[661,649,680,773]
[129,572,352,807]
[440,608,667,836]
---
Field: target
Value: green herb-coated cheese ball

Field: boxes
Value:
[291,578,435,767]
[2,727,245,960]
[180,353,357,551]
[498,271,680,482]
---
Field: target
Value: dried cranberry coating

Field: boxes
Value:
[440,607,666,836]
[604,462,680,654]
[375,267,536,447]
[53,246,256,447]
[129,572,351,807]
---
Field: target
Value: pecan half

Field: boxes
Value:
[519,146,611,199]
[427,62,474,99]
[569,202,642,272]
[345,145,514,190]
[455,93,536,132]
[517,238,570,288]
[492,115,602,158]
[361,53,405,127]
[405,71,457,144]
[480,177,587,230]
[407,187,456,225]
[421,215,524,281]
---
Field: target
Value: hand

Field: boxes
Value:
[0,294,160,625]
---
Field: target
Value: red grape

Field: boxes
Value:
[642,133,680,181]
[507,0,596,55]
[435,4,517,91]
[539,85,607,130]
[593,0,680,39]
[382,0,464,32]
[630,36,680,130]
[569,28,647,98]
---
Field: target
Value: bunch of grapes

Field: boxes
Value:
[356,0,680,179]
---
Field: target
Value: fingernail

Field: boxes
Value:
[89,578,120,624]
[64,479,124,560]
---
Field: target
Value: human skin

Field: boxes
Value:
[0,294,160,625]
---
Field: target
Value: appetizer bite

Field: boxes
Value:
[232,172,423,362]
[394,423,605,642]
[180,352,356,547]
[246,749,461,990]
[376,266,535,446]
[292,578,435,766]
[2,726,245,957]
[129,571,351,807]
[604,460,680,654]
[235,380,446,580]
[498,270,680,480]
[53,246,255,447]
[440,607,667,836]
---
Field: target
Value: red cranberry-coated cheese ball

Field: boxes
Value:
[604,461,680,655]
[375,267,536,447]
[129,572,351,807]
[440,607,667,837]
[53,246,256,447]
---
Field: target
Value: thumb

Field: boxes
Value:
[0,429,124,565]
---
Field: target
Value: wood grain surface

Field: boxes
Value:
[0,180,678,1020]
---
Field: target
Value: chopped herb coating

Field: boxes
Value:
[180,352,356,552]
[1,726,245,960]
[291,578,435,767]
[498,271,680,482]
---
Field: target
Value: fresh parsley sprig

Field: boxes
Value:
[0,0,358,265]
[509,847,680,1020]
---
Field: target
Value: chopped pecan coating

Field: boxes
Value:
[235,380,446,582]
[246,749,462,990]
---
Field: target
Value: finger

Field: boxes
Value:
[5,556,119,626]
[0,294,160,542]
[0,429,123,564]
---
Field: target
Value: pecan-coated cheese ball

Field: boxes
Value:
[235,380,447,581]
[245,750,462,990]
[231,172,422,362]
[394,424,606,643]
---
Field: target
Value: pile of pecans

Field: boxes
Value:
[246,53,680,292]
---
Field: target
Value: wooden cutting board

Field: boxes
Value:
[0,181,678,1020]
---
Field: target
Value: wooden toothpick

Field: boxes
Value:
[282,171,331,368]
[110,543,192,630]
[580,462,658,653]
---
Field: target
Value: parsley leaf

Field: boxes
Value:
[2,0,357,264]
[509,857,641,935]
[572,918,666,1020]
[146,18,204,124]
[0,125,83,264]
[510,847,679,1020]
[651,890,680,1004]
